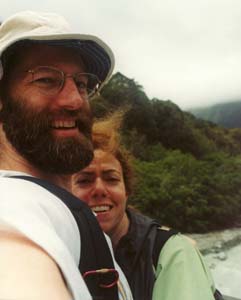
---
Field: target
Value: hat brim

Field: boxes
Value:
[0,33,114,92]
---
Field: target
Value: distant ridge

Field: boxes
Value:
[189,100,241,128]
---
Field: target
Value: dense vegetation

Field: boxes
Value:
[190,101,241,128]
[91,72,241,233]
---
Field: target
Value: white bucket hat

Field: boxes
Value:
[0,11,115,91]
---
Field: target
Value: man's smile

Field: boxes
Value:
[51,120,77,129]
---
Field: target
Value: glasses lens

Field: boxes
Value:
[75,73,100,97]
[31,67,63,95]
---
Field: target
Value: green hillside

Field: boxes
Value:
[91,73,241,233]
[190,101,241,128]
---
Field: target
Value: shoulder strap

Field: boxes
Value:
[10,175,119,300]
[152,227,178,268]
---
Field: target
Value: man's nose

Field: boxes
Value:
[54,77,87,110]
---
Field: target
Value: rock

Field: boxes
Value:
[215,251,227,261]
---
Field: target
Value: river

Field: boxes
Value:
[205,243,241,298]
[189,227,241,299]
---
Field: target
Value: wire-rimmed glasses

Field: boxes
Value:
[27,66,101,100]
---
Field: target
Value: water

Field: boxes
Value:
[204,243,241,298]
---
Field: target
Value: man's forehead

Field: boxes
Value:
[13,44,86,71]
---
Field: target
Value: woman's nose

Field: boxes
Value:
[91,178,108,199]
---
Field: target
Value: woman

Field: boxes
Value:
[72,113,220,300]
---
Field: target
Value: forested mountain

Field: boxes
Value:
[189,101,241,128]
[91,72,241,233]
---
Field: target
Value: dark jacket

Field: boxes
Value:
[114,209,158,300]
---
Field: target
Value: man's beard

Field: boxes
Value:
[1,95,94,175]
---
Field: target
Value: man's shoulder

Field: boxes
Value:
[0,173,51,197]
[0,172,56,196]
[0,172,71,214]
[0,171,37,194]
[0,170,31,177]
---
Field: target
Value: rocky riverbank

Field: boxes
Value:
[188,227,241,255]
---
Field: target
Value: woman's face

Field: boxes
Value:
[72,149,128,236]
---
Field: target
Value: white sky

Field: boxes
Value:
[1,0,241,109]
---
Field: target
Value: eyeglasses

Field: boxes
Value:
[26,66,101,99]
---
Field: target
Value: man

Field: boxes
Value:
[0,11,132,300]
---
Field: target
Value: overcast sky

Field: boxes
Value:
[1,0,241,109]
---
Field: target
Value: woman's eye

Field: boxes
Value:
[107,177,120,183]
[76,178,92,185]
